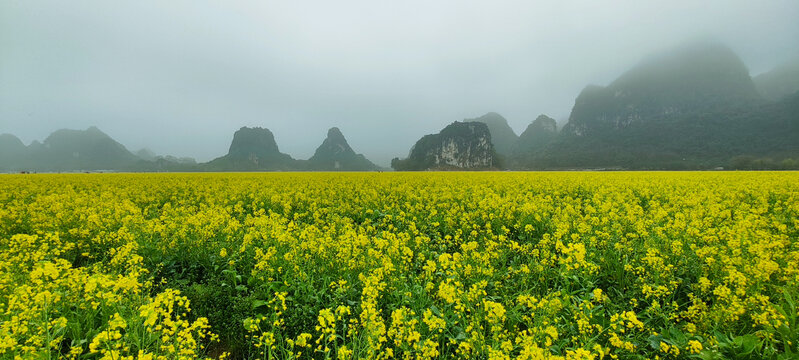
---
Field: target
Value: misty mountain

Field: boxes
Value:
[0,127,201,172]
[135,148,158,161]
[0,134,25,152]
[3,125,381,172]
[23,127,140,171]
[753,58,799,102]
[524,42,798,169]
[307,127,379,171]
[468,112,518,157]
[511,115,558,166]
[391,121,496,171]
[562,41,762,138]
[162,156,196,165]
[206,127,298,171]
[724,90,799,157]
[136,148,196,165]
[0,134,27,171]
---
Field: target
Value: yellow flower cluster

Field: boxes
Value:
[0,171,797,359]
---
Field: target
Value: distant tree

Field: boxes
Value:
[730,155,755,170]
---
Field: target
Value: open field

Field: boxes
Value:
[0,172,797,359]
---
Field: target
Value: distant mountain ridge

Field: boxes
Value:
[0,127,201,172]
[0,127,141,171]
[3,41,798,172]
[206,126,381,171]
[34,127,140,170]
[2,125,381,172]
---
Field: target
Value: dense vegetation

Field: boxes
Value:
[754,58,799,102]
[526,92,799,170]
[1,172,797,359]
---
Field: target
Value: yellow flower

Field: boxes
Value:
[687,340,703,354]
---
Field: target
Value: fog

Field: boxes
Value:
[2,0,798,166]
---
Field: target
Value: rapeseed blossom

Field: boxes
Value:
[0,172,796,358]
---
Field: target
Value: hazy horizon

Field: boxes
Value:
[2,1,798,166]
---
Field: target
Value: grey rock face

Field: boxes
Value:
[392,121,495,170]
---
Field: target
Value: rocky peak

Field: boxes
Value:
[512,114,558,159]
[530,115,557,133]
[391,121,495,170]
[227,127,281,159]
[308,127,377,171]
[467,112,518,156]
[326,127,346,142]
[316,127,353,157]
[207,126,296,170]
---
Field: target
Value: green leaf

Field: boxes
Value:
[669,327,687,344]
[734,334,759,355]
[648,334,664,350]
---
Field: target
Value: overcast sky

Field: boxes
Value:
[2,1,798,165]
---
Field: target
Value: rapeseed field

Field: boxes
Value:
[0,172,797,359]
